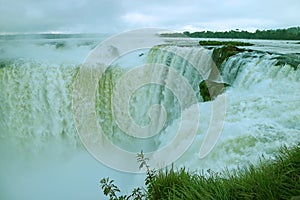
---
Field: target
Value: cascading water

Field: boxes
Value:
[0,60,78,143]
[95,45,211,154]
[174,51,300,170]
[0,35,299,199]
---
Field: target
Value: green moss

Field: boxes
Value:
[199,80,228,102]
[212,45,245,70]
[198,45,241,101]
[0,62,6,69]
[199,40,253,46]
[0,60,13,69]
[55,42,66,49]
[199,80,211,102]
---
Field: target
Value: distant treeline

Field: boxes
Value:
[161,27,300,40]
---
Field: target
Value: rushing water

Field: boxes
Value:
[0,34,300,199]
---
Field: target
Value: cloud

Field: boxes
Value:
[0,0,125,33]
[0,0,299,33]
[121,12,158,27]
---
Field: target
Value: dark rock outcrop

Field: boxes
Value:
[199,45,245,101]
[207,45,245,81]
[199,80,229,102]
[212,45,244,70]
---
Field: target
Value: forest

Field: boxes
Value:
[160,27,300,40]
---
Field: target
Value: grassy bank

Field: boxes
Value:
[101,143,300,200]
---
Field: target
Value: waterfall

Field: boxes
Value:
[221,52,298,86]
[0,60,79,147]
[94,45,213,153]
[174,50,300,170]
[0,42,300,199]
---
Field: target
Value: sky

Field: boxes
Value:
[0,0,299,34]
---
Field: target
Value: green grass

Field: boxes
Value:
[100,143,300,200]
[147,143,300,200]
[199,40,253,46]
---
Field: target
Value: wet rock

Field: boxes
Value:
[212,45,245,70]
[199,80,229,102]
[273,54,300,70]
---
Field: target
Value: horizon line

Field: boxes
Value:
[0,26,299,36]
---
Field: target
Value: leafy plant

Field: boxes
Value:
[100,178,121,200]
[100,151,153,200]
[136,151,156,187]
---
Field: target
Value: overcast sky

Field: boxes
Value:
[0,0,299,33]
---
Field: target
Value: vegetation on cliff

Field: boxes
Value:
[199,80,228,102]
[199,40,253,46]
[211,45,244,70]
[100,143,300,200]
[160,27,300,40]
[198,45,245,101]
